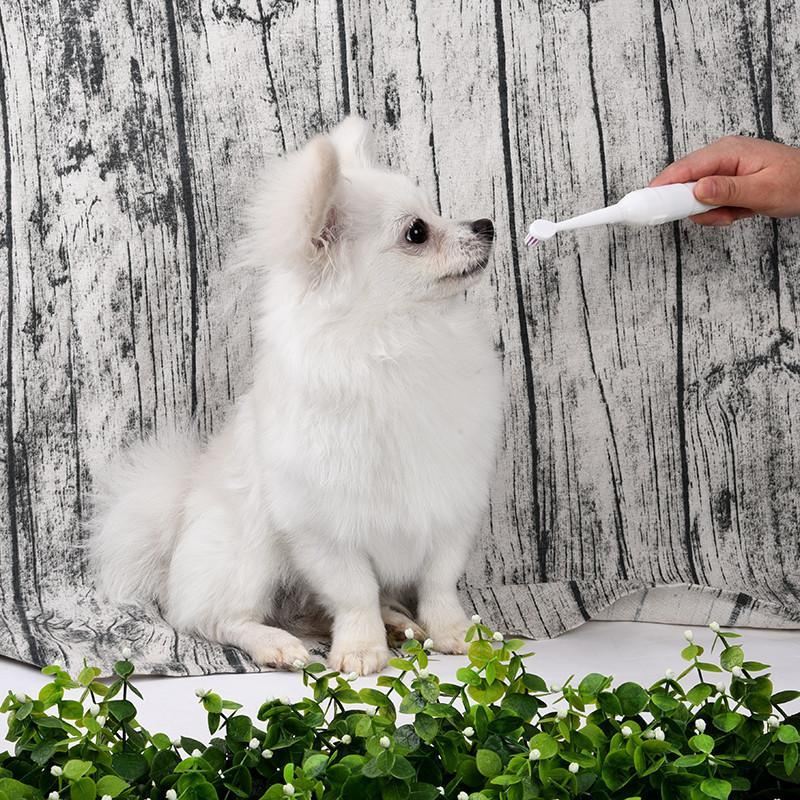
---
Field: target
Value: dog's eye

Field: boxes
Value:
[405,219,428,244]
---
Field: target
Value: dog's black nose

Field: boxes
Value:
[471,218,495,240]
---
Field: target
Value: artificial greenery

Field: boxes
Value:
[1,621,799,800]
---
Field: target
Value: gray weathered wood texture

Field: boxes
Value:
[1,0,799,675]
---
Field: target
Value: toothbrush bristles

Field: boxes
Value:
[525,234,539,247]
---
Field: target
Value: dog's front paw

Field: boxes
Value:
[428,619,472,654]
[247,629,310,670]
[328,643,390,675]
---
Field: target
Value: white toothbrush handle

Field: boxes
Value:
[618,182,719,225]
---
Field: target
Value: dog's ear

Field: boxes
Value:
[328,116,375,170]
[250,135,340,268]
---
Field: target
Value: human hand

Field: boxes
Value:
[649,136,800,225]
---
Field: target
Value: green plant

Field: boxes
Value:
[1,621,798,799]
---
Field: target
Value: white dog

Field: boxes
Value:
[90,117,502,674]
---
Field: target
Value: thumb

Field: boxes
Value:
[694,174,768,211]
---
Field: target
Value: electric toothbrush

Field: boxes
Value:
[524,182,719,246]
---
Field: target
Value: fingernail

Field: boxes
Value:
[695,177,717,202]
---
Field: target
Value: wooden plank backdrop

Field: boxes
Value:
[0,0,798,674]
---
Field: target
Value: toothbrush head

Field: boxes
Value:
[525,219,558,247]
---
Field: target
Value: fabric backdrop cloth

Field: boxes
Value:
[1,1,799,676]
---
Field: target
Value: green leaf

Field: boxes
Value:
[63,759,94,781]
[501,692,538,721]
[578,673,607,698]
[785,742,799,776]
[616,682,649,716]
[468,640,495,667]
[777,725,800,744]
[413,713,439,743]
[689,734,715,754]
[399,691,426,714]
[686,684,713,706]
[111,752,148,781]
[113,660,134,679]
[601,750,633,791]
[226,714,253,742]
[674,754,706,768]
[527,733,558,759]
[476,749,503,778]
[720,646,744,671]
[70,777,96,800]
[713,712,743,732]
[390,755,416,781]
[0,779,38,799]
[302,753,329,778]
[741,661,770,672]
[457,667,482,686]
[700,778,732,800]
[96,775,129,798]
[106,699,136,722]
[773,690,800,704]
[694,662,723,673]
[598,691,623,717]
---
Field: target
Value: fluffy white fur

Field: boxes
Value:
[90,117,503,674]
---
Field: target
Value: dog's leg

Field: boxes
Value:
[289,542,388,675]
[166,500,309,669]
[416,539,473,654]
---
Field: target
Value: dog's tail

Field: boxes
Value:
[87,429,200,607]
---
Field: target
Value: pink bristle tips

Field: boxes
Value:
[525,234,539,247]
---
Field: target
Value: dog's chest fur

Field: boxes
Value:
[253,298,502,584]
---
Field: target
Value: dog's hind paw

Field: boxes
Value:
[328,643,389,676]
[244,627,310,669]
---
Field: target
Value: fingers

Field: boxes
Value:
[688,207,755,226]
[693,173,772,212]
[649,138,746,187]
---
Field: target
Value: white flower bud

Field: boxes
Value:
[96,715,106,727]
[709,621,721,633]
[194,688,210,698]
[529,748,541,761]
[101,795,112,800]
[423,638,434,650]
[694,718,706,733]
[665,669,675,679]
[731,666,744,679]
[366,707,377,716]
[492,631,504,642]
[121,646,132,659]
[341,734,352,744]
[716,681,726,694]
[556,708,568,720]
[684,630,694,642]
[463,726,475,737]
[654,727,665,741]
[283,787,295,798]
[643,729,654,739]
[404,628,415,640]
[550,683,560,692]
[191,749,202,758]
[14,692,26,703]
[280,696,290,706]
[418,668,429,679]
[763,720,770,734]
[88,703,100,716]
[458,793,469,800]
[437,789,445,797]
[769,715,780,730]
[48,793,59,800]
[249,738,260,749]
[262,748,273,759]
[569,762,579,774]
[379,736,391,748]
[292,659,305,670]
[50,765,63,777]
[345,672,359,682]
[171,737,181,747]
[471,614,481,624]
[166,791,178,800]
[621,725,632,738]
